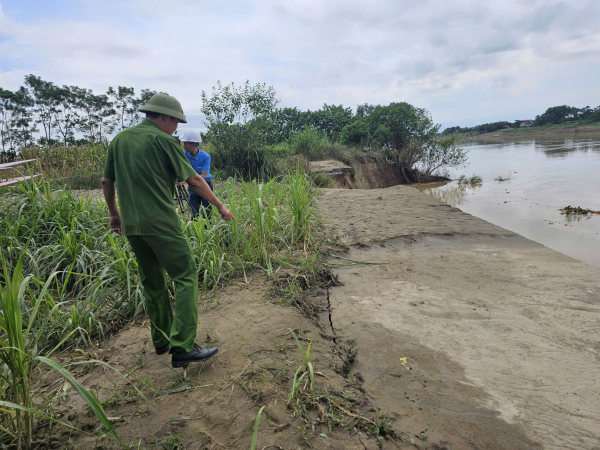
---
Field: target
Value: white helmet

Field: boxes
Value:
[181,130,201,143]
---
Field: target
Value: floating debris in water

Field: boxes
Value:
[560,205,600,216]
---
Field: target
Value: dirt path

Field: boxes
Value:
[320,186,600,449]
[57,278,389,449]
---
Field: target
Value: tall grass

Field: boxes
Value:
[20,144,106,190]
[0,252,120,449]
[0,170,319,446]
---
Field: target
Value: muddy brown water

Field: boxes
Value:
[417,136,600,269]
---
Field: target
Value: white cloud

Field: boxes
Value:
[1,0,599,129]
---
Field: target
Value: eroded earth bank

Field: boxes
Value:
[320,185,600,449]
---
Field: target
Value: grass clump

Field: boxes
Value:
[494,173,513,182]
[457,174,483,186]
[311,172,332,188]
[560,205,600,216]
[0,251,124,449]
[281,327,399,445]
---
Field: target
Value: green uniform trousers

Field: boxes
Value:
[126,234,198,354]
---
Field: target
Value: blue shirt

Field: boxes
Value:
[184,150,212,192]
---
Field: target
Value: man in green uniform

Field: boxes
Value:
[101,93,234,369]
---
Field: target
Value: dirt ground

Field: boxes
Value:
[47,274,406,449]
[40,183,600,449]
[319,186,600,450]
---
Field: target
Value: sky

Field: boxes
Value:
[1,0,599,133]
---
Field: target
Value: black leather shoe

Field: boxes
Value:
[172,344,218,367]
[155,343,169,355]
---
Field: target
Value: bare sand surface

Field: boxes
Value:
[320,185,600,449]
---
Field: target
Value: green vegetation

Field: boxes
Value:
[199,81,465,181]
[1,76,156,159]
[494,173,512,182]
[2,76,466,182]
[458,174,483,186]
[250,406,266,450]
[0,170,319,447]
[288,328,315,412]
[21,143,106,189]
[283,327,397,444]
[311,172,333,188]
[0,251,125,449]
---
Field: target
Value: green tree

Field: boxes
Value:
[339,119,369,146]
[76,90,115,143]
[419,134,467,176]
[3,87,38,153]
[201,80,278,126]
[53,86,84,147]
[24,75,61,146]
[0,88,14,155]
[270,107,305,143]
[107,86,137,131]
[307,104,353,141]
[534,105,579,126]
[201,81,279,179]
[355,103,376,119]
[364,102,439,149]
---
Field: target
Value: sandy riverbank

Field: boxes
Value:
[320,185,600,449]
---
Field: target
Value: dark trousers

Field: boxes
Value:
[189,180,213,219]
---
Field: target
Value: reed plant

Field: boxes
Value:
[0,169,318,446]
[0,251,120,449]
[288,328,315,414]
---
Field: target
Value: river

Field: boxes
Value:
[417,136,600,269]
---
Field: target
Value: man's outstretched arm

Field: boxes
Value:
[102,177,122,234]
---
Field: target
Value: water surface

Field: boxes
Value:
[417,137,600,268]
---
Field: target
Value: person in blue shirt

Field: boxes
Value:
[180,131,213,219]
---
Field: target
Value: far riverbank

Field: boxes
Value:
[458,122,600,142]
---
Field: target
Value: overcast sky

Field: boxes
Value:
[1,0,599,133]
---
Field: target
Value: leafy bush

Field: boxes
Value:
[457,174,483,185]
[206,123,278,179]
[311,172,332,188]
[340,120,369,146]
[288,128,331,161]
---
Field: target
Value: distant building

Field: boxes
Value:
[520,120,534,127]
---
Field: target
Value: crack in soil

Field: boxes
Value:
[326,286,337,343]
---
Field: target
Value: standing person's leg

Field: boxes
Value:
[188,194,201,220]
[143,233,199,354]
[199,180,214,219]
[127,236,173,352]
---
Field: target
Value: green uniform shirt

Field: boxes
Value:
[103,119,196,236]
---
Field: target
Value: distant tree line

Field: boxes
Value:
[442,104,600,135]
[1,76,466,181]
[0,75,156,159]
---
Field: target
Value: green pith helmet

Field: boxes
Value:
[138,93,187,123]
